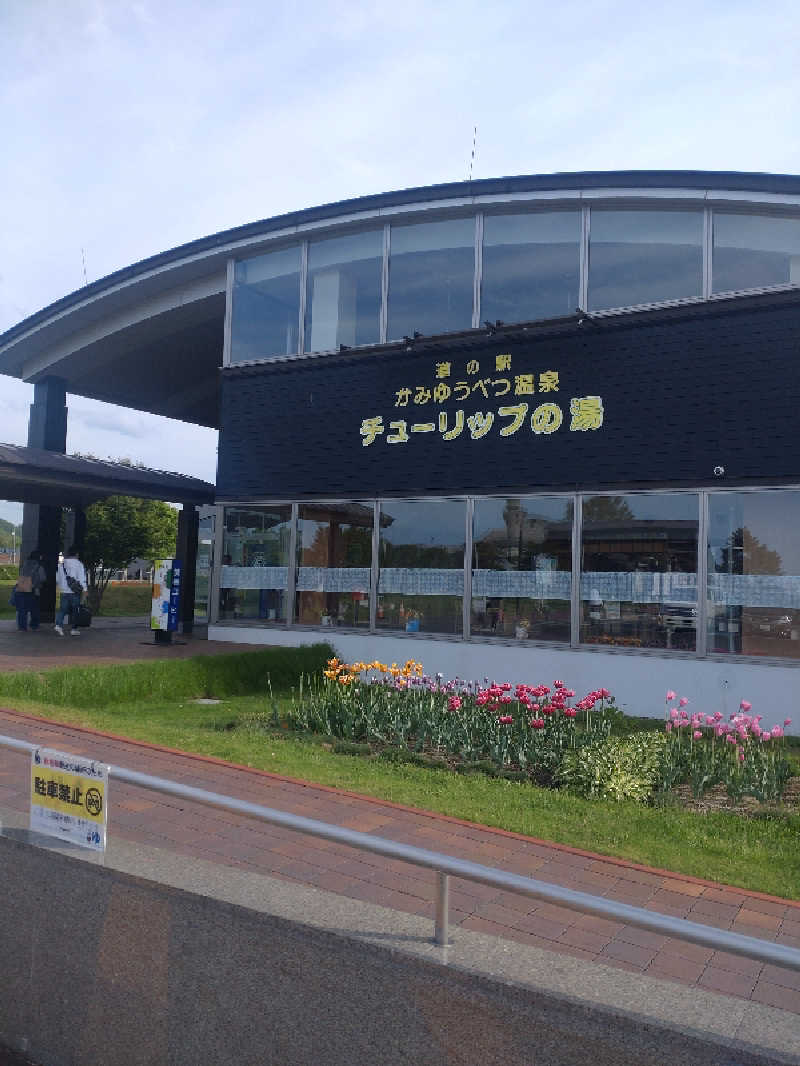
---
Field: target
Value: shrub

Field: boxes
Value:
[559,732,667,802]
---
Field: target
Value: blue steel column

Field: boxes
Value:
[21,377,68,622]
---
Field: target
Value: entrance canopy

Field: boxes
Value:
[0,442,215,509]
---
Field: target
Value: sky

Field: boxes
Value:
[2,0,800,525]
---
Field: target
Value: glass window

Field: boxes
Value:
[219,507,292,622]
[707,491,800,659]
[712,213,800,294]
[230,247,301,363]
[194,512,214,621]
[482,211,580,325]
[305,230,383,352]
[588,210,703,311]
[388,218,475,340]
[472,497,571,642]
[295,503,373,627]
[377,499,466,635]
[580,494,698,651]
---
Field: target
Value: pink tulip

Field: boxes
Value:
[679,697,689,707]
[666,690,676,701]
[771,726,783,738]
[784,718,792,726]
[740,700,752,712]
[693,730,702,739]
[665,722,672,733]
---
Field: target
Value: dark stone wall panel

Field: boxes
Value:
[217,300,800,500]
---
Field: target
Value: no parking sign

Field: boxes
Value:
[30,747,108,851]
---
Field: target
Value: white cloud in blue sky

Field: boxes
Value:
[1,0,799,523]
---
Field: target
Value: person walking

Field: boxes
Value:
[16,550,47,631]
[55,545,87,637]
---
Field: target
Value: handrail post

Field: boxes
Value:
[435,871,450,946]
[2,732,800,974]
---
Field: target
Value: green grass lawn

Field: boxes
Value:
[95,581,152,616]
[2,676,798,900]
[0,579,151,619]
[0,579,15,620]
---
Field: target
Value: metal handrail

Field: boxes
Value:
[2,732,799,971]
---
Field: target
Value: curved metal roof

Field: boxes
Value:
[3,169,800,348]
[3,169,800,430]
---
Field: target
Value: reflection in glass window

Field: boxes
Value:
[482,212,580,325]
[219,507,292,622]
[295,503,373,627]
[588,210,703,311]
[388,219,475,340]
[707,491,800,659]
[472,497,571,642]
[230,247,301,363]
[712,213,800,294]
[194,513,214,621]
[580,494,698,651]
[305,230,383,352]
[378,499,466,635]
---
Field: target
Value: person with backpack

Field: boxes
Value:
[55,545,87,636]
[15,549,47,631]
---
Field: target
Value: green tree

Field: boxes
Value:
[566,496,634,523]
[0,516,21,546]
[80,496,178,613]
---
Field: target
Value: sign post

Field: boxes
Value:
[150,558,183,644]
[30,747,108,851]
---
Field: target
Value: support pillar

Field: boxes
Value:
[176,504,199,635]
[21,377,68,623]
[64,509,87,555]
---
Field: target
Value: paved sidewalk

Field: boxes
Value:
[0,706,798,1016]
[0,617,276,673]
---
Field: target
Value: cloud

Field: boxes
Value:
[66,398,218,482]
[67,398,150,441]
[2,0,800,517]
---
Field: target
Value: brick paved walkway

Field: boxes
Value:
[0,707,798,1015]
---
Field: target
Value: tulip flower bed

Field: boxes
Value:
[658,693,794,805]
[284,658,797,808]
[287,658,618,787]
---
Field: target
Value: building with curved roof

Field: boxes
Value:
[4,170,800,715]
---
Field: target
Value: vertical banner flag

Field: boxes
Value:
[151,559,183,631]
